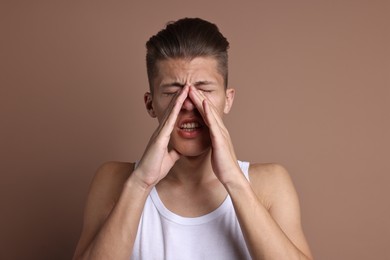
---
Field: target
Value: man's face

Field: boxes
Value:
[145,57,234,157]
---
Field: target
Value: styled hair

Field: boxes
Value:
[146,17,229,92]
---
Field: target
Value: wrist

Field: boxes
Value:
[125,169,155,193]
[221,167,250,192]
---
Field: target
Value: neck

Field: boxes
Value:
[166,149,216,186]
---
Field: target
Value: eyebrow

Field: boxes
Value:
[160,82,185,88]
[193,80,215,87]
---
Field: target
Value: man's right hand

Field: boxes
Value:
[131,85,189,189]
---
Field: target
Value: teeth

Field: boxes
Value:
[180,122,200,129]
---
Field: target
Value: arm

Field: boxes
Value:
[188,86,313,260]
[73,86,190,259]
[225,164,313,260]
[73,163,152,260]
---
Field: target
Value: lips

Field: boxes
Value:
[176,117,205,137]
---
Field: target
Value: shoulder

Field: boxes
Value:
[93,161,135,185]
[248,163,297,211]
[73,161,136,257]
[84,161,136,231]
[248,162,313,259]
[248,162,291,186]
[85,161,135,216]
[89,161,135,205]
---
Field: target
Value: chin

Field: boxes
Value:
[170,136,211,158]
[178,146,210,158]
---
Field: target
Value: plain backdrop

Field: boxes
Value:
[1,1,389,259]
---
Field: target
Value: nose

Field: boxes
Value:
[181,97,195,111]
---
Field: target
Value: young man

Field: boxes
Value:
[73,18,313,260]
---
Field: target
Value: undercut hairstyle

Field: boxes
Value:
[146,17,230,93]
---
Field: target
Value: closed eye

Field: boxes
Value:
[161,85,181,96]
[162,91,179,96]
[194,81,215,93]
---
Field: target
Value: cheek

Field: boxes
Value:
[207,95,226,114]
[153,99,172,120]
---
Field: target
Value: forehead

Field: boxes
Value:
[153,57,224,88]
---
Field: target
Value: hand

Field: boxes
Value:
[134,86,189,188]
[188,86,242,185]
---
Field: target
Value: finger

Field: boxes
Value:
[203,99,237,158]
[148,96,176,142]
[199,91,236,150]
[189,86,232,142]
[202,98,223,138]
[159,148,181,174]
[188,85,207,117]
[168,148,181,163]
[159,85,189,137]
[204,96,226,131]
[145,86,188,155]
[190,86,225,131]
[159,87,186,126]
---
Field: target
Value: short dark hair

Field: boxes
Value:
[146,17,229,92]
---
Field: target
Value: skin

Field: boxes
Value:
[73,57,313,259]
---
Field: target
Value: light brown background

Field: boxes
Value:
[1,1,389,259]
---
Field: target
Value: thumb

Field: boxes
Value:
[160,149,181,175]
[168,149,181,163]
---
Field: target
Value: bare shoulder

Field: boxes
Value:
[92,161,135,195]
[249,163,313,258]
[248,163,298,211]
[73,161,135,258]
[87,161,135,216]
[248,163,292,186]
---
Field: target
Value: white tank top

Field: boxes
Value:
[131,161,252,260]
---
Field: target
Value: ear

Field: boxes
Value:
[144,92,157,118]
[223,88,235,114]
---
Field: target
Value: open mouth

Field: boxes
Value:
[179,122,202,132]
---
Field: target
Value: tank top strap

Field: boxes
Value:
[237,160,250,181]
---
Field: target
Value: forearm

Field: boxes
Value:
[225,174,311,260]
[79,173,151,260]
